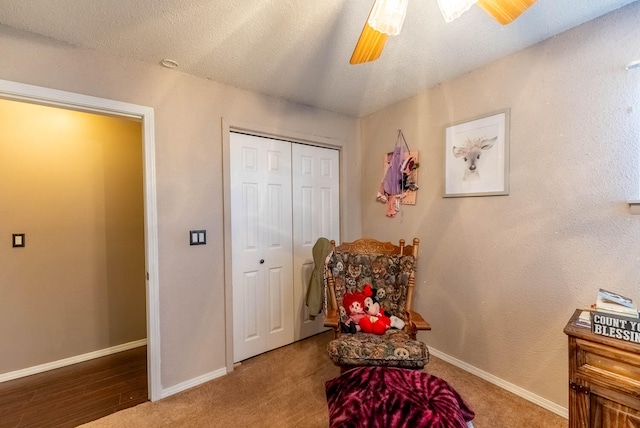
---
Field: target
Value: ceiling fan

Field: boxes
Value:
[350,0,537,65]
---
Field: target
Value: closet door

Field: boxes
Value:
[292,144,340,340]
[230,132,294,362]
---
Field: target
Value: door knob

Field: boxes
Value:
[259,259,265,264]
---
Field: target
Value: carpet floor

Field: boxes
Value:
[80,331,567,427]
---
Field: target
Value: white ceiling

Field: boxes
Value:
[0,0,637,117]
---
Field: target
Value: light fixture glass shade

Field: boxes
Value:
[367,0,409,36]
[477,0,537,25]
[436,0,478,23]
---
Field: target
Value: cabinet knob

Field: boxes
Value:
[259,259,265,264]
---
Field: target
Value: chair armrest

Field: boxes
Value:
[407,310,431,331]
[325,308,340,329]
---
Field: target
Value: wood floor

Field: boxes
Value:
[0,346,148,428]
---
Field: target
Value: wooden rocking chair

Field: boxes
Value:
[324,238,431,371]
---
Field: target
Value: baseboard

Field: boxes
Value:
[0,338,148,383]
[160,367,228,399]
[429,347,569,420]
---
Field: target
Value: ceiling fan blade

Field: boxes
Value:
[476,0,537,25]
[350,22,389,65]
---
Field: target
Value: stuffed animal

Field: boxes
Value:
[359,285,392,335]
[371,285,405,330]
[359,285,405,335]
[340,291,366,334]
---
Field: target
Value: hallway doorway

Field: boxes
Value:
[0,79,160,401]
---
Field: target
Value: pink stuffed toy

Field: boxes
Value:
[359,285,392,335]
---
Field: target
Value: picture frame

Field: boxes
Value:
[443,109,510,197]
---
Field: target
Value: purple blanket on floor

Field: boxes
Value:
[326,367,474,428]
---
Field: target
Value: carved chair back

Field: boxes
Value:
[327,238,419,334]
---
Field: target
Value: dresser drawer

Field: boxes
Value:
[575,338,640,396]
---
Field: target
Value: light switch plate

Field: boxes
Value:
[190,230,206,245]
[13,233,25,248]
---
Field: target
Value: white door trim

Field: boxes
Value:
[221,118,343,373]
[0,79,162,401]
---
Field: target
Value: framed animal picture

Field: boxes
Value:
[443,109,510,197]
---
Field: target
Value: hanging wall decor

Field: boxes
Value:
[376,130,419,217]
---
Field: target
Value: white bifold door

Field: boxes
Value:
[230,132,339,363]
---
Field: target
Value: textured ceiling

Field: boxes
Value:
[0,0,637,117]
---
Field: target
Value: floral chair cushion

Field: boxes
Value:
[327,251,427,369]
[327,330,429,369]
[329,251,415,323]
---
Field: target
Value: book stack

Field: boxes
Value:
[576,310,591,328]
[590,289,640,344]
[595,288,638,318]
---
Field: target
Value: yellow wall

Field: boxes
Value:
[0,99,146,372]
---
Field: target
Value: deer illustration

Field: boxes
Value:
[452,136,497,181]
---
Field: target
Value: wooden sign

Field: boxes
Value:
[591,311,640,344]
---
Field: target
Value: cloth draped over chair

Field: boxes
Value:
[305,237,333,319]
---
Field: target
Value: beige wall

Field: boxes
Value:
[0,99,146,373]
[4,2,637,408]
[360,3,640,408]
[0,26,361,389]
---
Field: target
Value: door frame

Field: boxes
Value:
[221,118,343,373]
[0,79,162,401]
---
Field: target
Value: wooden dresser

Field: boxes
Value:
[564,309,640,427]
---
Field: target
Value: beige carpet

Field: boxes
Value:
[81,332,567,427]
